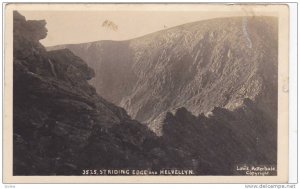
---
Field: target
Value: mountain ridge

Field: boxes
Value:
[47,16,277,47]
[48,16,278,135]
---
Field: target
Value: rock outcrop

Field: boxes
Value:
[13,11,160,175]
[160,99,277,175]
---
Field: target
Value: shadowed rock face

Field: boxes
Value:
[160,99,277,175]
[13,11,160,175]
[14,11,277,176]
[49,16,278,135]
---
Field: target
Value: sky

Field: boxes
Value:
[18,5,277,47]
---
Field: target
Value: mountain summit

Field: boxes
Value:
[49,16,278,135]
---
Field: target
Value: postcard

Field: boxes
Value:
[3,3,289,183]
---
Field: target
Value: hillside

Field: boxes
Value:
[49,16,278,135]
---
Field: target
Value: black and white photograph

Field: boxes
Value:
[3,3,290,184]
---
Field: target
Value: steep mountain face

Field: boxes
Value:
[13,11,277,176]
[49,16,278,135]
[13,11,161,175]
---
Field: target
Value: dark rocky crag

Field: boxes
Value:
[13,12,277,176]
[13,11,161,175]
[160,99,277,175]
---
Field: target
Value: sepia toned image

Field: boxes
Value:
[3,4,289,183]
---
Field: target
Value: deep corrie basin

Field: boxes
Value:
[49,16,278,135]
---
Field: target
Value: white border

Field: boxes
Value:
[0,0,298,188]
[288,2,298,184]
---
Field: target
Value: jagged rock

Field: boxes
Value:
[13,11,161,175]
[160,99,277,175]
